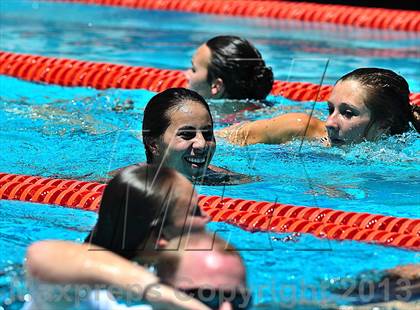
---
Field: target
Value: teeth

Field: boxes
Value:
[185,156,206,164]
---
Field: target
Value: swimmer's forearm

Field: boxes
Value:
[217,121,265,145]
[26,241,158,289]
[220,118,287,145]
[218,113,326,146]
[25,241,210,309]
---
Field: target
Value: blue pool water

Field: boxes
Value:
[1,1,419,309]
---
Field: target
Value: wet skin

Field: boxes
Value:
[185,44,214,99]
[326,79,384,146]
[153,101,216,180]
[164,172,210,239]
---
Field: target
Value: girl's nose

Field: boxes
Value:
[192,132,206,150]
[325,113,339,131]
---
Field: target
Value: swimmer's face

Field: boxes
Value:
[154,100,216,179]
[185,44,214,98]
[326,80,382,146]
[164,174,210,238]
[171,243,249,310]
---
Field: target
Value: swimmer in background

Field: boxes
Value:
[185,35,274,114]
[25,233,251,310]
[218,68,420,146]
[111,88,253,185]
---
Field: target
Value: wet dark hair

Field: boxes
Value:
[85,165,179,259]
[338,68,420,135]
[142,88,214,163]
[206,35,274,100]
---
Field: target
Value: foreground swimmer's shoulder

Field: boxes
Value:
[100,163,147,183]
[105,163,254,186]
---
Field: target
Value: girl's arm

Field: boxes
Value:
[217,113,326,145]
[26,240,210,310]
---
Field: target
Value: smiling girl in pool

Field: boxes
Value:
[218,68,420,146]
[140,88,252,185]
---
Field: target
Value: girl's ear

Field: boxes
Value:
[148,139,160,157]
[157,238,168,248]
[210,78,225,98]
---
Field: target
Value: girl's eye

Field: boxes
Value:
[178,131,196,140]
[191,66,196,73]
[343,110,354,119]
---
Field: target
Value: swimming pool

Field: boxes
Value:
[1,0,419,309]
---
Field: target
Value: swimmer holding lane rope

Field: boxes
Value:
[218,68,420,146]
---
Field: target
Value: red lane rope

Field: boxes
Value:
[0,51,186,93]
[0,173,105,211]
[1,172,419,250]
[202,205,419,249]
[198,196,420,236]
[2,51,420,106]
[48,0,420,32]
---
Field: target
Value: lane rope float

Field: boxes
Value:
[1,172,418,250]
[198,195,420,236]
[0,173,105,211]
[202,205,419,249]
[1,51,420,106]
